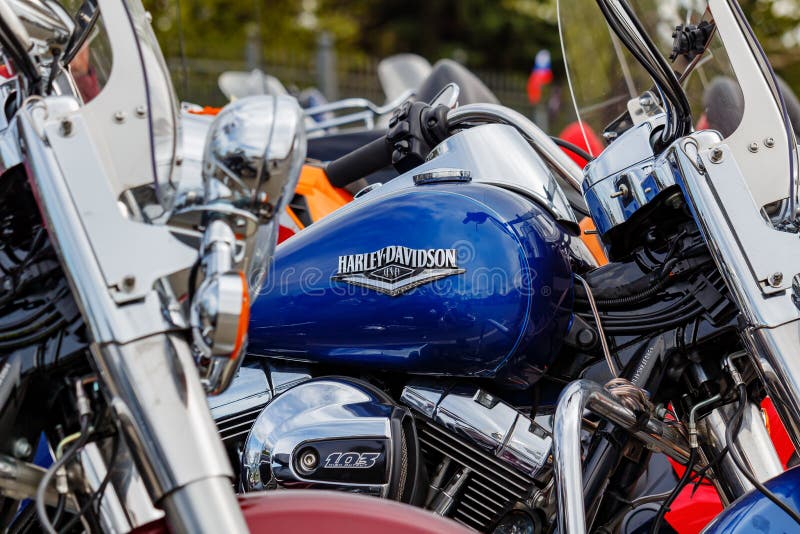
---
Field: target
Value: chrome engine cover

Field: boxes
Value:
[240,377,423,503]
[221,367,555,531]
[401,382,553,530]
[401,383,553,480]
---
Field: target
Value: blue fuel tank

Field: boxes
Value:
[248,180,575,388]
[703,466,800,533]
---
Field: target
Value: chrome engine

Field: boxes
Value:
[401,384,553,530]
[211,366,554,532]
[240,377,424,503]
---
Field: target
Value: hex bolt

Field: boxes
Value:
[610,184,629,199]
[113,111,127,124]
[748,142,759,153]
[765,137,776,148]
[135,105,147,118]
[299,449,318,472]
[122,275,136,292]
[13,438,32,458]
[709,148,724,163]
[59,119,73,137]
[769,272,784,287]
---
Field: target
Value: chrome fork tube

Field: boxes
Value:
[744,323,800,452]
[553,379,691,534]
[19,113,247,532]
[93,338,245,534]
[697,400,783,503]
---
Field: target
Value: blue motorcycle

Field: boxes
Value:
[209,1,800,532]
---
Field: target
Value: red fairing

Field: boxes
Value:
[133,491,470,534]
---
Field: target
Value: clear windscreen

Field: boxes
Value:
[57,0,180,210]
[124,0,179,204]
[558,0,743,154]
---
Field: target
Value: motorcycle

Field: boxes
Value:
[0,0,469,532]
[211,0,800,532]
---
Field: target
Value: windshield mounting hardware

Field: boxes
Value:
[670,21,715,63]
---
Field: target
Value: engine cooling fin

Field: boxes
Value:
[417,419,534,530]
[216,404,267,444]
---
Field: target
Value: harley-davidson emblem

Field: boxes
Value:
[332,246,465,296]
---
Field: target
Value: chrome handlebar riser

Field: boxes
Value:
[192,219,248,394]
[200,220,236,275]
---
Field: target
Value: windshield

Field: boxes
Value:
[558,0,742,154]
[558,0,799,213]
[55,0,180,212]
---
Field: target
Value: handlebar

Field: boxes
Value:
[325,136,393,188]
[324,103,585,193]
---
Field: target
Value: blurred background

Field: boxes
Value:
[142,0,800,133]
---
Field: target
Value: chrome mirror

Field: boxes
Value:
[193,95,305,394]
[429,82,460,109]
[7,0,74,52]
[202,95,305,224]
[202,94,305,296]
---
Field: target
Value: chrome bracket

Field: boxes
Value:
[695,142,800,295]
[38,108,196,304]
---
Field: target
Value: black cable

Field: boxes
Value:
[581,307,703,332]
[0,17,39,92]
[8,499,38,533]
[645,387,738,534]
[0,317,66,350]
[187,256,201,305]
[609,0,693,144]
[684,393,741,492]
[57,433,120,534]
[45,49,62,96]
[0,302,53,332]
[550,136,593,162]
[578,297,701,326]
[36,414,91,534]
[650,447,697,534]
[50,495,65,529]
[725,384,800,527]
[0,309,61,341]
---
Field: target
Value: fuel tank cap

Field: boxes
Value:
[413,168,472,185]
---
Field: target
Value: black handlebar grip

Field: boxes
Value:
[325,136,393,188]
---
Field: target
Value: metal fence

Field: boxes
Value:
[167,51,542,123]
